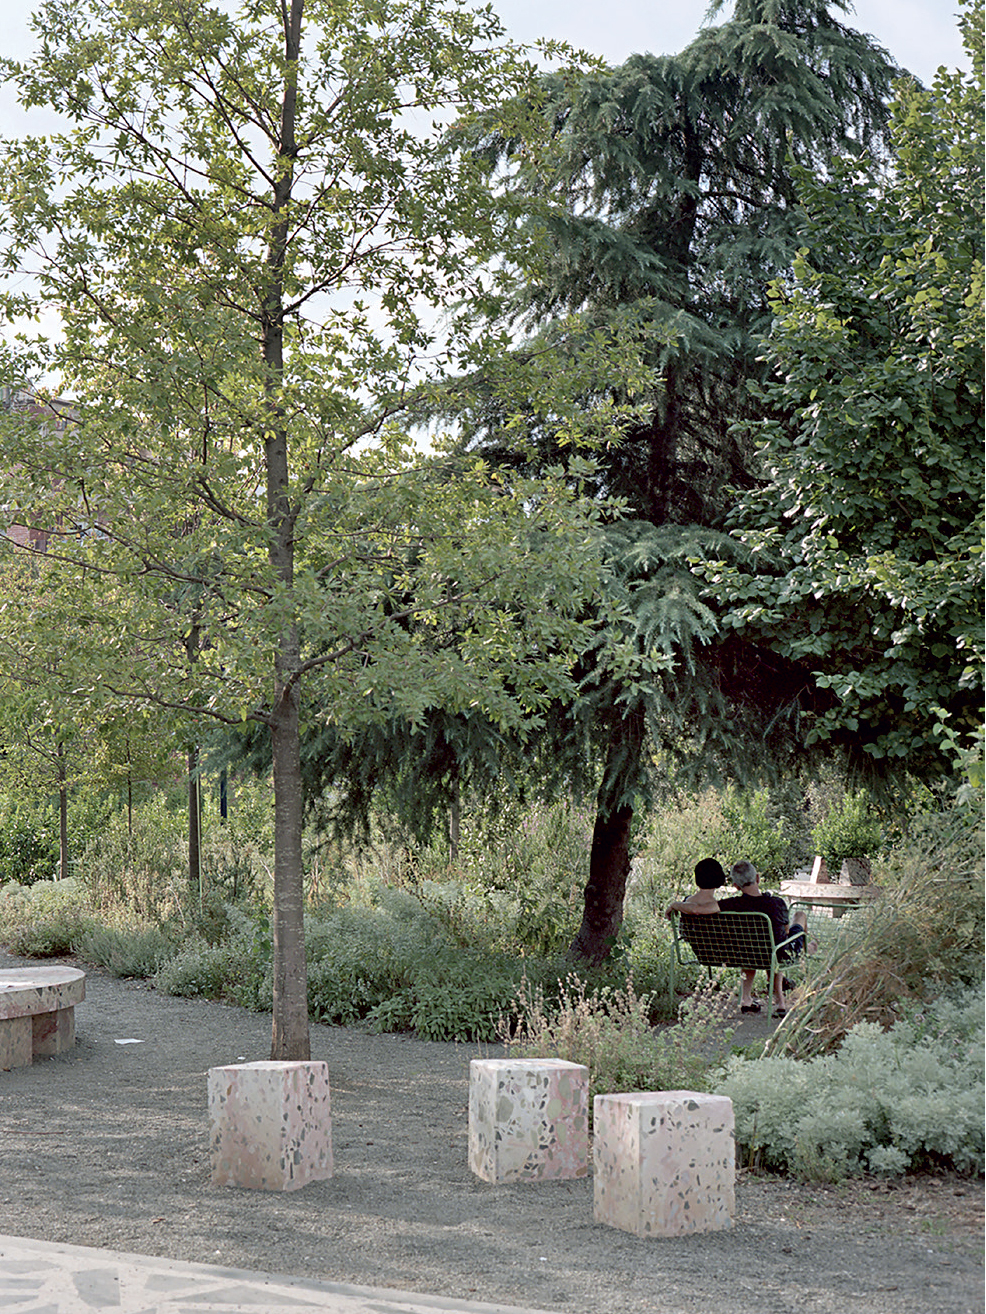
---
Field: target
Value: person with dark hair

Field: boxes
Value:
[720,860,814,1016]
[665,858,727,918]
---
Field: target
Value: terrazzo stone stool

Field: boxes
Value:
[468,1057,589,1183]
[593,1090,734,1237]
[208,1060,333,1191]
[0,966,86,1069]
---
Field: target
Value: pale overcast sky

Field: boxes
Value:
[492,0,969,85]
[0,3,969,138]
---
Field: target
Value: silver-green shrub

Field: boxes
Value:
[716,986,984,1180]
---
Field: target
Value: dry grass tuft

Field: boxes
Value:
[768,800,984,1059]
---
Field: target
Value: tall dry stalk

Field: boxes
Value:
[767,801,983,1059]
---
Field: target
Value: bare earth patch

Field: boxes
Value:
[0,950,982,1314]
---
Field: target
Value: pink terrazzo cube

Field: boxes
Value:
[468,1058,589,1183]
[208,1060,332,1191]
[593,1090,734,1237]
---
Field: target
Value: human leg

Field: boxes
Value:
[772,970,786,1013]
[738,969,760,1012]
[790,910,818,956]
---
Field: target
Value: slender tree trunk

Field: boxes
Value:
[126,739,133,837]
[56,743,68,882]
[449,772,460,865]
[270,676,309,1060]
[187,745,201,906]
[568,711,646,965]
[264,0,309,1061]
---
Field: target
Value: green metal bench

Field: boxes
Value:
[668,909,806,1009]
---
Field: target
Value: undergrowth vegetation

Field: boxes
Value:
[0,768,981,1183]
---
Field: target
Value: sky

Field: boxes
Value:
[0,3,969,144]
[491,0,970,85]
[0,0,971,382]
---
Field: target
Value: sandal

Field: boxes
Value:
[740,1003,761,1014]
[772,1008,787,1019]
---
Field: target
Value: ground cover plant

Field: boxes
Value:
[499,970,736,1118]
[717,986,984,1181]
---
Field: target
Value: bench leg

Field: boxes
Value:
[0,1015,34,1069]
[33,1006,76,1058]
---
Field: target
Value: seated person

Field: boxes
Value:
[665,857,726,918]
[720,859,814,1017]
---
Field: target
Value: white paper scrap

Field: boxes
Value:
[114,1038,145,1045]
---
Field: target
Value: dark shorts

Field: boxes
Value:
[778,928,806,962]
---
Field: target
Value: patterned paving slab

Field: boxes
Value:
[0,1235,554,1314]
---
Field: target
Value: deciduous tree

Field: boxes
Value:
[711,0,985,779]
[0,0,610,1053]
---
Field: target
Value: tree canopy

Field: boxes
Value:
[433,0,904,959]
[0,0,618,1049]
[712,0,985,780]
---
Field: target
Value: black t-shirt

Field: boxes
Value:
[720,889,789,946]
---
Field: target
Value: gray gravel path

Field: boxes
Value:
[0,950,982,1314]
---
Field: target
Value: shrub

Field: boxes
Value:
[0,798,59,886]
[80,795,188,921]
[629,789,729,910]
[810,788,883,867]
[499,972,733,1116]
[0,877,95,955]
[73,921,177,978]
[769,797,984,1060]
[152,904,271,1008]
[418,799,592,956]
[374,953,525,1042]
[720,786,795,882]
[717,986,985,1181]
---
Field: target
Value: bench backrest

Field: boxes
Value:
[676,911,777,971]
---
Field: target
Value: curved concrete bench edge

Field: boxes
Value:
[0,967,86,1069]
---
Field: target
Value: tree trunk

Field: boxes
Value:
[568,801,634,965]
[270,681,310,1060]
[56,743,68,882]
[449,772,460,865]
[263,0,309,1062]
[568,710,646,965]
[187,744,201,906]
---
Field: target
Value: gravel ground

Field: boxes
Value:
[0,949,982,1314]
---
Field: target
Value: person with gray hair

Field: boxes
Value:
[720,860,812,1016]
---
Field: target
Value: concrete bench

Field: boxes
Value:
[208,1060,333,1191]
[594,1090,735,1237]
[468,1057,589,1183]
[0,966,86,1069]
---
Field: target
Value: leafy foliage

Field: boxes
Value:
[769,794,984,1059]
[0,877,95,956]
[431,3,903,962]
[713,1,985,778]
[0,800,58,886]
[0,0,615,1055]
[810,789,883,865]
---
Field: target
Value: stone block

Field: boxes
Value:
[593,1090,734,1237]
[208,1060,332,1191]
[468,1058,589,1183]
[809,855,831,884]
